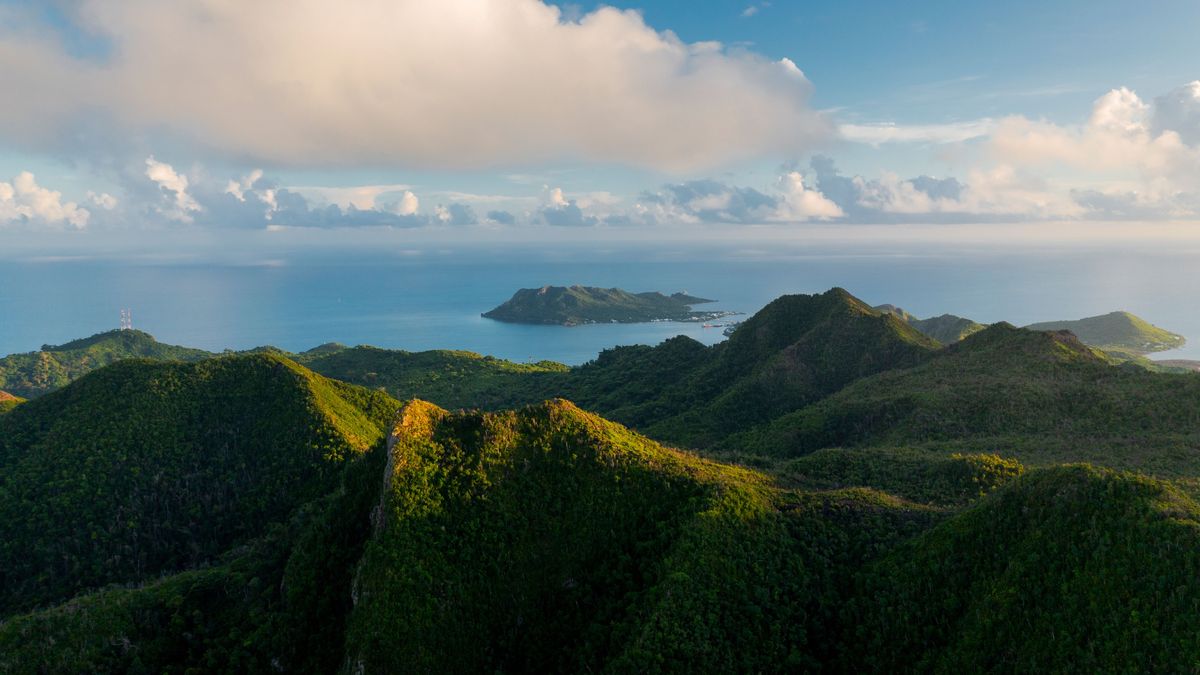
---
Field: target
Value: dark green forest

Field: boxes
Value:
[3,287,1200,673]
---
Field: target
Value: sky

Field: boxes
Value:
[1,0,1199,251]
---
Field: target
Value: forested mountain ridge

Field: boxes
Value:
[733,322,1200,476]
[874,304,988,343]
[0,329,212,398]
[4,288,1200,671]
[0,353,397,615]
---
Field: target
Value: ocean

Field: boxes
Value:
[3,239,1200,364]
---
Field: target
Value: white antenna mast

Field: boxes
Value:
[120,309,133,331]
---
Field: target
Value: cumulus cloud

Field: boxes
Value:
[809,156,1081,221]
[388,191,420,216]
[0,0,832,172]
[634,173,840,224]
[0,172,90,229]
[225,169,264,202]
[796,82,1200,222]
[84,159,457,230]
[982,83,1200,217]
[775,171,844,220]
[540,188,597,227]
[435,202,478,226]
[538,185,614,226]
[87,191,118,210]
[486,210,516,225]
[991,86,1199,179]
[145,156,200,220]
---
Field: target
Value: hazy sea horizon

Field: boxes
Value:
[4,242,1200,365]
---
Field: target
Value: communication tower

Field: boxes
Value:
[120,309,133,331]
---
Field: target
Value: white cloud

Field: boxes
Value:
[990,87,1199,178]
[0,0,832,172]
[633,173,841,224]
[225,169,264,202]
[543,186,569,209]
[773,171,843,220]
[0,171,90,229]
[87,190,118,210]
[389,191,420,216]
[145,156,200,220]
[840,119,996,145]
[741,1,770,18]
[809,155,1082,221]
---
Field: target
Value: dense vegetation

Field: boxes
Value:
[0,354,396,614]
[0,390,21,413]
[482,285,729,325]
[4,286,1200,671]
[300,345,566,409]
[875,304,987,343]
[844,465,1200,673]
[0,435,389,674]
[0,329,212,398]
[345,399,939,673]
[1026,310,1186,355]
[735,323,1200,477]
[557,288,939,447]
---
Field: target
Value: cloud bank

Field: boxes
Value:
[0,0,831,171]
[0,172,90,230]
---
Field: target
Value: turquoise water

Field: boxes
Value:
[3,244,1199,364]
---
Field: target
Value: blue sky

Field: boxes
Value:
[0,0,1198,243]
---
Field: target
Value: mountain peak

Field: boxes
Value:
[725,288,935,360]
[2,329,214,399]
[948,321,1105,364]
[42,328,159,352]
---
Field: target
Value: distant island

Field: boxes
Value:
[482,285,739,326]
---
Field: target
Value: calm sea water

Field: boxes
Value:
[3,243,1200,364]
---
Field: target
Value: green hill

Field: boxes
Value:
[4,366,1200,670]
[845,465,1200,672]
[561,288,940,447]
[300,345,566,410]
[0,422,390,674]
[875,304,988,344]
[345,399,936,673]
[1026,310,1186,355]
[0,329,213,398]
[737,323,1200,476]
[0,353,397,615]
[482,285,729,325]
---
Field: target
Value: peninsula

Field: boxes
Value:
[1025,311,1186,356]
[482,285,738,326]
